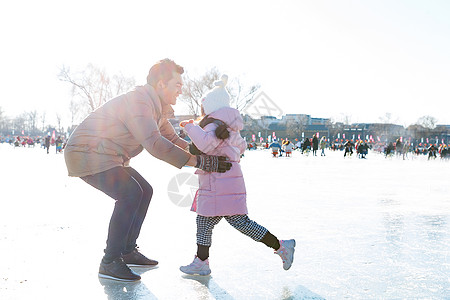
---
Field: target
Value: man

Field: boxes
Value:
[312,134,319,156]
[44,133,51,154]
[64,59,231,282]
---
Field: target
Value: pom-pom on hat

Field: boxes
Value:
[202,75,230,115]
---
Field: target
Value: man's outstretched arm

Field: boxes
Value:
[185,154,232,173]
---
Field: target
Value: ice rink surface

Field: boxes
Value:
[1,144,450,299]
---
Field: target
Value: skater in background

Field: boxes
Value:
[440,144,449,159]
[312,134,319,156]
[385,142,395,158]
[428,144,437,160]
[14,136,21,147]
[343,140,354,157]
[55,136,63,153]
[179,75,295,276]
[44,133,51,154]
[402,142,410,160]
[64,59,231,282]
[320,136,327,156]
[269,139,282,157]
[358,141,369,159]
[283,140,293,157]
[395,138,403,157]
[302,137,311,155]
[26,137,35,147]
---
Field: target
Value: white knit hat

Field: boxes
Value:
[201,74,230,115]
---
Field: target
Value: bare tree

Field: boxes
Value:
[26,110,38,135]
[181,68,220,117]
[337,113,353,125]
[378,112,399,124]
[68,98,85,127]
[181,67,260,117]
[14,114,26,135]
[227,77,260,112]
[0,107,10,136]
[56,113,62,133]
[286,116,308,139]
[0,107,5,134]
[40,112,46,132]
[327,119,344,140]
[58,64,136,118]
[416,115,437,130]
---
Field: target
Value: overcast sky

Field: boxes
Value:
[1,0,449,127]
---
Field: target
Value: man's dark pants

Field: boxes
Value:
[81,166,153,262]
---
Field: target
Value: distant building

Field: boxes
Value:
[283,114,311,124]
[311,117,329,125]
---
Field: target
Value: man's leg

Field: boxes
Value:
[122,167,153,254]
[81,166,144,263]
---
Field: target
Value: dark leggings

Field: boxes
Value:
[81,166,153,262]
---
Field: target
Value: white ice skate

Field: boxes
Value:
[275,239,296,270]
[180,256,211,276]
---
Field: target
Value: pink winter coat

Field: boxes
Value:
[184,107,248,217]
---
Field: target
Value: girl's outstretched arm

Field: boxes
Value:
[184,123,221,154]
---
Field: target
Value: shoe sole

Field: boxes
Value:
[98,273,141,282]
[179,268,211,276]
[126,263,158,268]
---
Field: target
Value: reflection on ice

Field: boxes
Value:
[99,278,157,300]
[182,275,234,299]
[283,286,325,300]
[422,215,447,241]
[180,275,326,300]
[383,212,404,243]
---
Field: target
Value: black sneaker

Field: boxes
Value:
[122,248,158,267]
[98,257,141,282]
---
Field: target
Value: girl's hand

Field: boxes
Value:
[180,119,194,127]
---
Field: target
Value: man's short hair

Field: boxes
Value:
[147,58,184,87]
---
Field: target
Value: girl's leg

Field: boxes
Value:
[196,215,222,260]
[224,215,279,250]
[225,215,296,270]
[260,231,281,250]
[180,215,221,275]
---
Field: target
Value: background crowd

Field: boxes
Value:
[3,131,450,161]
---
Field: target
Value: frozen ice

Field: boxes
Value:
[1,143,449,299]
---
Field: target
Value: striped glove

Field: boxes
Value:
[196,155,232,173]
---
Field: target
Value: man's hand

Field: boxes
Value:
[196,155,232,173]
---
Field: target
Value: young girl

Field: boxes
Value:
[179,75,295,275]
